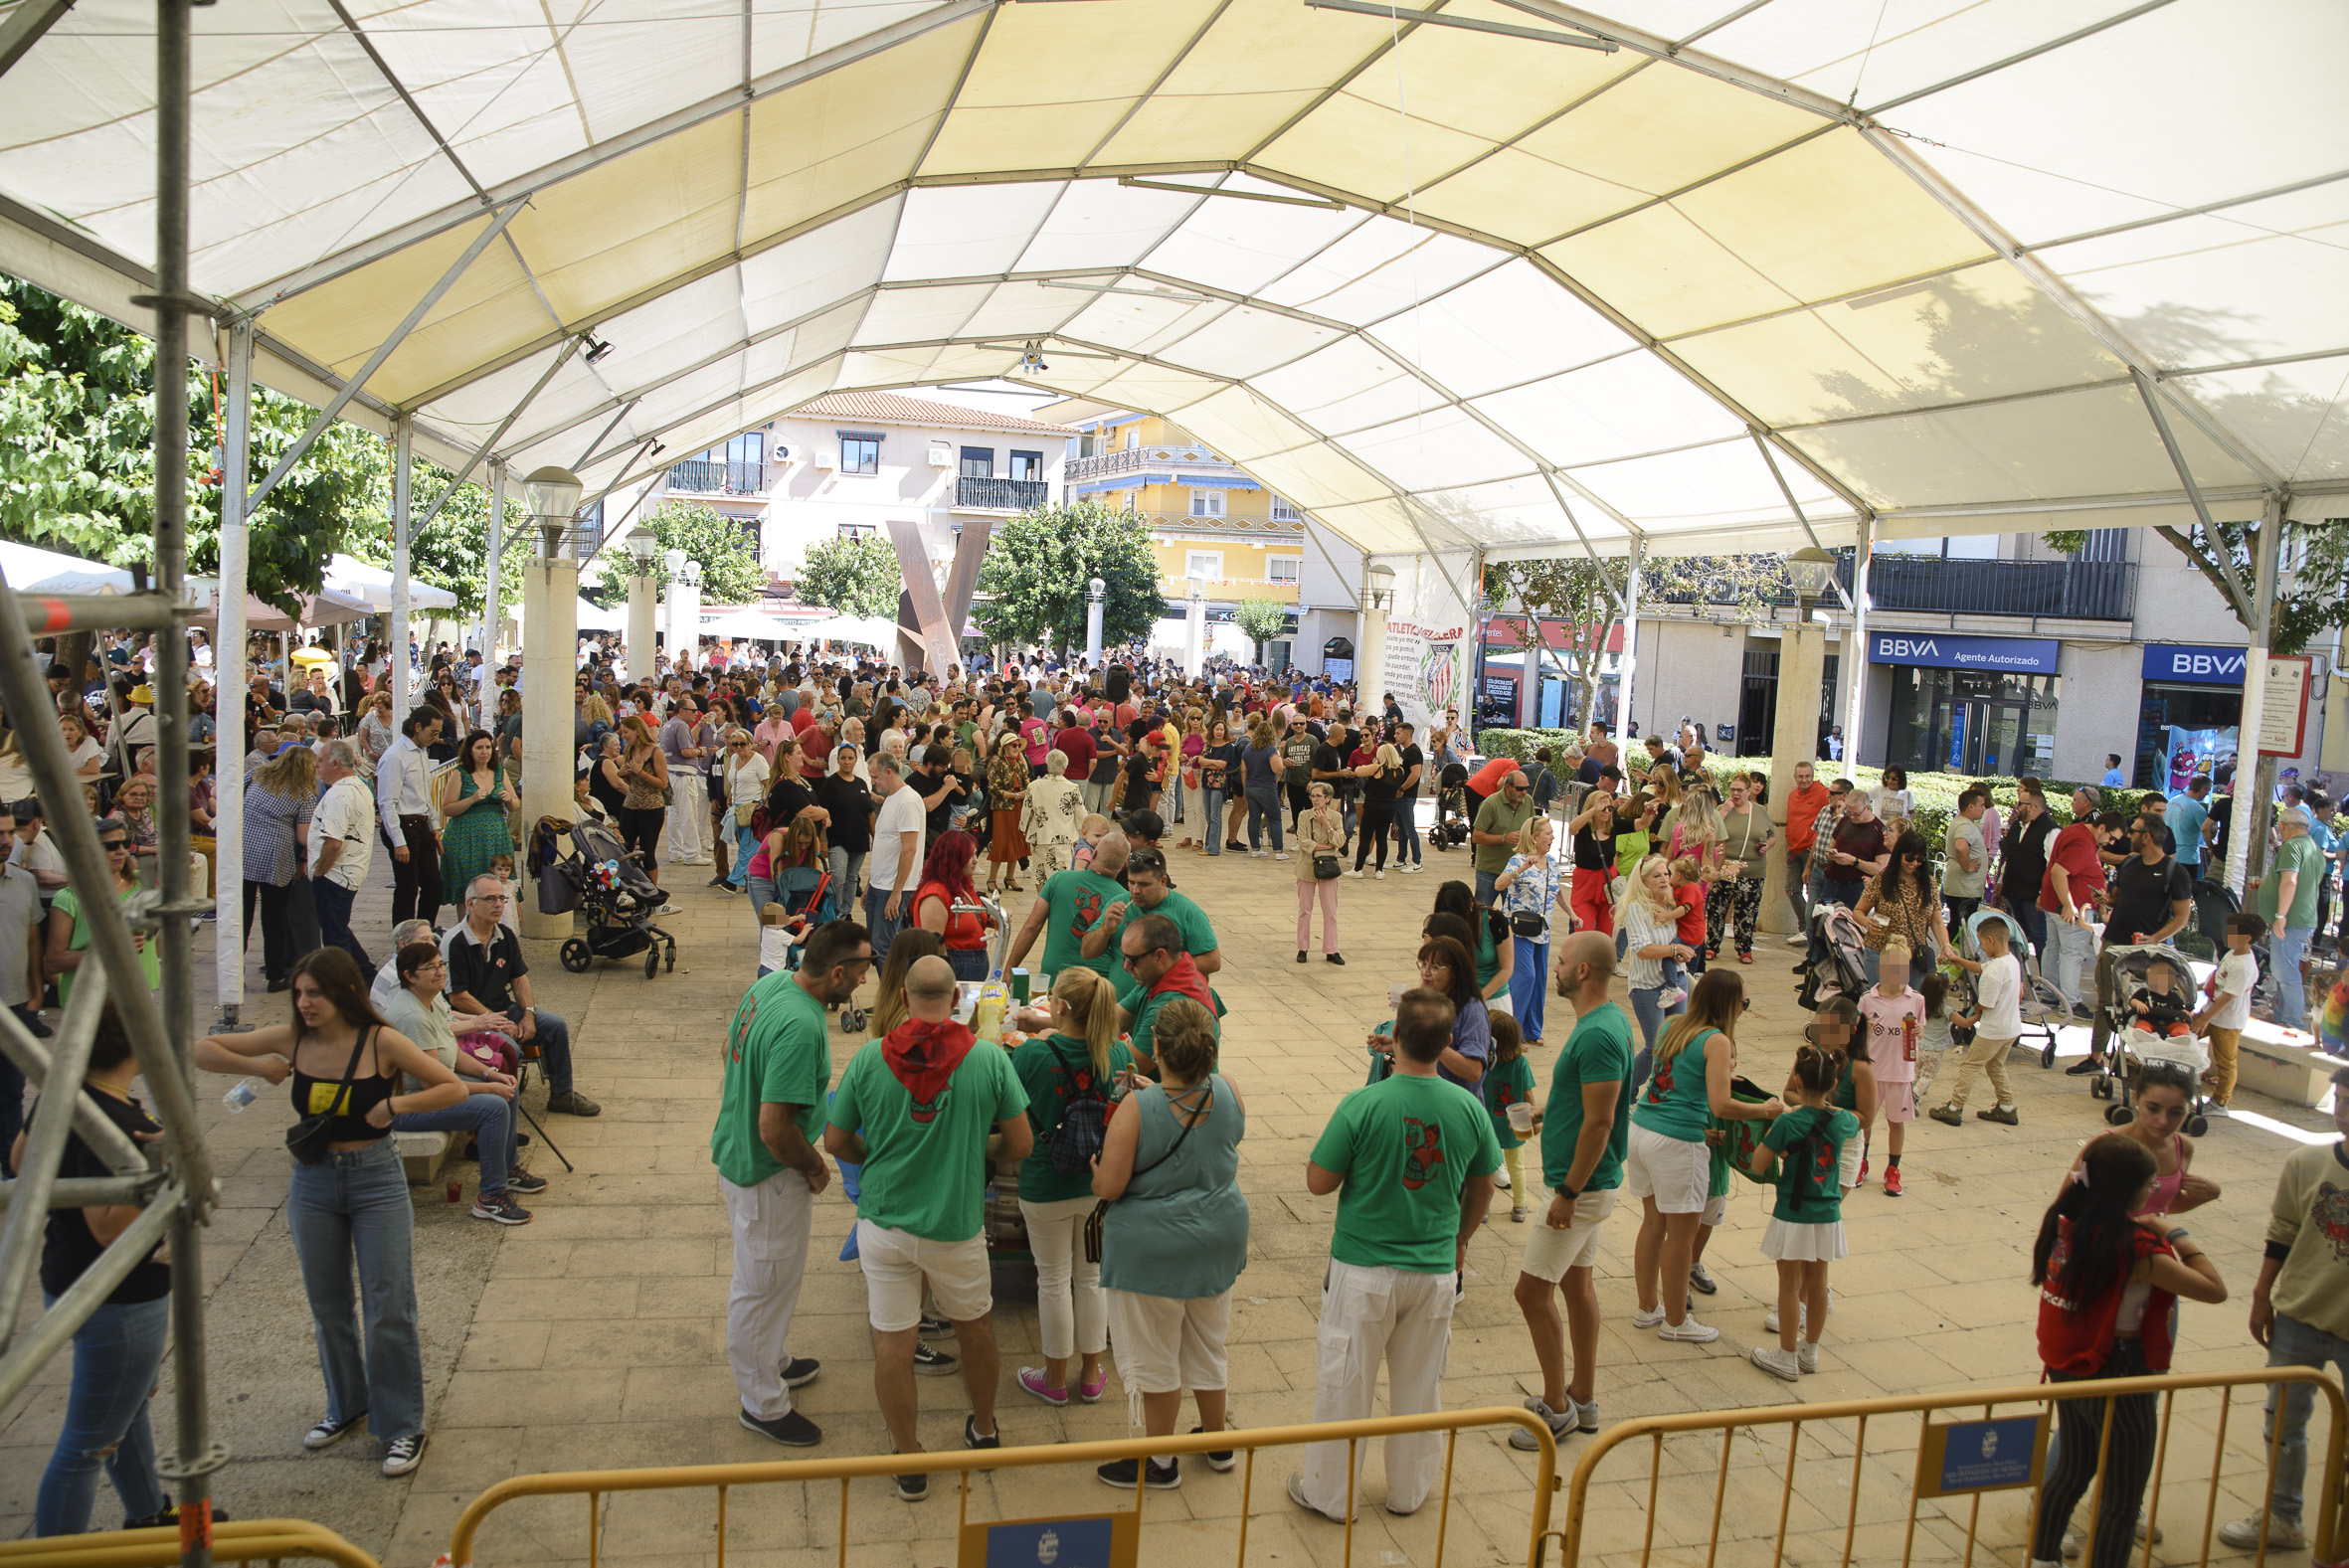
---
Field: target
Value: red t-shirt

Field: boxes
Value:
[1468,756,1518,797]
[789,706,818,734]
[1671,882,1707,946]
[1052,725,1095,779]
[2039,821,2106,915]
[1784,781,1833,852]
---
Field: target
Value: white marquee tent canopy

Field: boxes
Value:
[3,0,2343,599]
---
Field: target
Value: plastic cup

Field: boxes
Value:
[1507,1102,1535,1134]
[1387,983,1405,1010]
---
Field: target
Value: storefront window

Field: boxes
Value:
[2135,685,2240,791]
[1886,668,2058,777]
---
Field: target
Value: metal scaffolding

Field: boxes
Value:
[0,5,224,1563]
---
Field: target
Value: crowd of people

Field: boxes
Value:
[15,638,2349,1568]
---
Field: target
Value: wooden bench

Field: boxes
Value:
[394,1130,453,1186]
[2234,1020,2343,1109]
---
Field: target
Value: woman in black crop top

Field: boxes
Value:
[195,948,462,1478]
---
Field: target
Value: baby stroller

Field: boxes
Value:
[1951,908,2071,1066]
[1796,904,1871,1012]
[1432,762,1473,849]
[2090,943,2211,1132]
[550,817,678,980]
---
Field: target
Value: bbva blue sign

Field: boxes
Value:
[2143,643,2250,686]
[1867,631,2060,674]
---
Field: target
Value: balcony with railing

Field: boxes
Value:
[667,458,770,496]
[1835,555,2135,621]
[1066,441,1235,483]
[954,475,1050,511]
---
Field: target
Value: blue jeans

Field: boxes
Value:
[1510,937,1550,1041]
[1627,985,1685,1095]
[828,846,865,907]
[508,1008,575,1094]
[727,821,758,889]
[949,947,989,982]
[1203,786,1228,854]
[866,887,906,965]
[311,876,373,971]
[1392,800,1422,866]
[286,1140,425,1442]
[2260,1310,2349,1524]
[2270,923,2313,1029]
[746,872,777,927]
[2050,917,2098,1013]
[1246,785,1283,852]
[394,1093,518,1196]
[35,1293,170,1534]
[1475,869,1501,907]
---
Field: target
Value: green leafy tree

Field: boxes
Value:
[1233,598,1292,662]
[973,500,1165,652]
[588,500,763,607]
[2045,519,2348,657]
[794,532,900,618]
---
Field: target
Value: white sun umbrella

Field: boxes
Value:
[699,606,797,641]
[798,612,902,648]
[510,594,626,630]
[321,553,457,611]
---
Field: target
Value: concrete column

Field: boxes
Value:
[482,459,506,667]
[214,318,253,1024]
[1357,600,1390,719]
[391,415,412,716]
[665,576,702,668]
[628,571,656,683]
[520,551,580,940]
[1756,618,1826,940]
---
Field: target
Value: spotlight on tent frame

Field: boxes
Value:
[584,335,616,364]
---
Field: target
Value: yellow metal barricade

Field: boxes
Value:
[1549,1367,2346,1568]
[0,1519,381,1568]
[444,1406,1556,1568]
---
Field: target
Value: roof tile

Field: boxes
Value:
[790,391,1077,436]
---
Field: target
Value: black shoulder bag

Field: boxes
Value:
[285,1029,371,1165]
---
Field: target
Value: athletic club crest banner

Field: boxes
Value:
[1384,619,1466,738]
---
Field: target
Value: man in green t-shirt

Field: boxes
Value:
[2256,805,2325,1030]
[1002,835,1130,981]
[1080,847,1222,979]
[1471,771,1536,905]
[1116,912,1222,1069]
[713,920,867,1448]
[824,956,1031,1497]
[1509,932,1631,1451]
[1293,988,1501,1523]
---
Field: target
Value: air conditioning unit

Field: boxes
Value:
[928,442,953,467]
[814,445,838,470]
[771,441,796,464]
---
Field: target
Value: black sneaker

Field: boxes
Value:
[963,1415,1000,1464]
[124,1503,233,1529]
[917,1313,954,1339]
[1225,839,1246,851]
[1191,1427,1235,1472]
[1325,953,1346,965]
[2065,1057,2104,1076]
[2071,1004,2096,1022]
[507,1168,548,1194]
[739,1406,821,1447]
[781,1356,820,1388]
[470,1192,533,1225]
[380,1433,428,1477]
[707,874,730,888]
[1097,1456,1180,1489]
[12,1004,51,1039]
[303,1411,367,1450]
[913,1341,959,1376]
[895,1467,928,1502]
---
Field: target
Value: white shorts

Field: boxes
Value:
[1622,1124,1711,1214]
[855,1220,992,1331]
[1701,1192,1727,1229]
[1761,1218,1848,1263]
[1106,1288,1232,1394]
[1519,1188,1619,1280]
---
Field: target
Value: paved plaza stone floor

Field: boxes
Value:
[3,809,2340,1566]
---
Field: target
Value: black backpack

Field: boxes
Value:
[1045,1039,1111,1176]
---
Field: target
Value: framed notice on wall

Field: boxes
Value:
[2259,655,2312,758]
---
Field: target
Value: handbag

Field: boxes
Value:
[1043,1038,1111,1176]
[284,1030,369,1165]
[1511,910,1546,939]
[1085,1080,1210,1264]
[1313,850,1343,880]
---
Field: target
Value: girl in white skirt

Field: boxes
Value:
[1747,1045,1860,1380]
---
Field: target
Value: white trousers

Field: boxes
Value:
[665,773,708,862]
[1018,1194,1106,1361]
[722,1169,813,1420]
[1301,1259,1458,1517]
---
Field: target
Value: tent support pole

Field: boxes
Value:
[213,321,252,1026]
[484,459,506,670]
[0,0,74,81]
[243,200,521,516]
[2223,494,2287,901]
[1751,431,1853,610]
[1841,512,1873,781]
[1616,536,1642,738]
[2132,367,2256,609]
[392,416,413,717]
[411,337,585,539]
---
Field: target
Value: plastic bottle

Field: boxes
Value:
[222,1078,261,1113]
[973,979,1008,1044]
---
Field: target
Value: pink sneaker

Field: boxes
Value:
[1016,1366,1069,1406]
[1657,986,1687,1010]
[1078,1369,1109,1404]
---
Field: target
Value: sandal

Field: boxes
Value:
[1736,951,1754,964]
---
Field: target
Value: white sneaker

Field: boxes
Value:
[1750,1345,1800,1381]
[1658,1315,1718,1343]
[2217,1512,2304,1550]
[1494,1169,1511,1191]
[1274,852,1291,861]
[1374,868,1385,880]
[1796,1339,1819,1373]
[1399,864,1424,874]
[1631,1306,1666,1329]
[1762,1305,1807,1335]
[2203,1102,2231,1118]
[1656,986,1687,1010]
[1346,868,1363,877]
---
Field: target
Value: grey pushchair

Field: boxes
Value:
[2088,943,2211,1132]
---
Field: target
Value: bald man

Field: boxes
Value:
[1510,931,1634,1450]
[1004,830,1129,982]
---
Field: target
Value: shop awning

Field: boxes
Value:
[1072,473,1174,497]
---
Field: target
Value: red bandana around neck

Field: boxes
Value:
[881,1016,977,1114]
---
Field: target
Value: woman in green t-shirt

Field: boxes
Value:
[46,816,160,1008]
[1622,970,1780,1344]
[1010,970,1133,1408]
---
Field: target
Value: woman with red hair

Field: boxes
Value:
[915,829,995,981]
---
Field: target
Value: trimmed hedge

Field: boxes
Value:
[1472,729,2159,857]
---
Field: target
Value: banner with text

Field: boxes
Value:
[1384,618,1467,738]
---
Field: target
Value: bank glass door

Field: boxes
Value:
[1945,699,2027,775]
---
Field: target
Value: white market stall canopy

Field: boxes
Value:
[321,555,458,613]
[510,593,625,631]
[798,613,905,649]
[699,606,801,641]
[4,0,2344,568]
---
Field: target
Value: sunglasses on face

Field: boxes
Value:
[100,839,128,851]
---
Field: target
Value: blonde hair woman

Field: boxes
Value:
[242,744,321,988]
[1020,749,1085,882]
[1617,854,1695,1088]
[1351,740,1405,878]
[1009,969,1132,1407]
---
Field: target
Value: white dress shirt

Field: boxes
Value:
[315,775,377,890]
[376,734,435,834]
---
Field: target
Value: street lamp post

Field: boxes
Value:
[1758,546,1838,941]
[623,523,658,684]
[1184,576,1207,678]
[1085,576,1105,665]
[520,466,584,939]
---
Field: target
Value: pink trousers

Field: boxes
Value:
[1296,879,1340,954]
